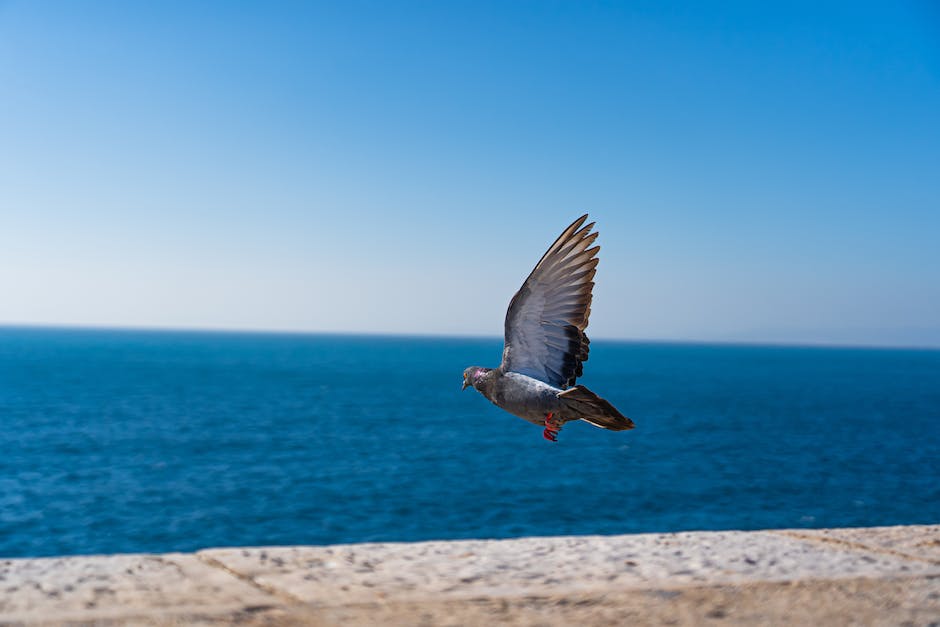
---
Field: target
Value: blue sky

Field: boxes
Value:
[1,1,938,346]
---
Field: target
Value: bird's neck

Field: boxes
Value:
[474,368,497,395]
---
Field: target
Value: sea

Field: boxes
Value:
[1,326,938,558]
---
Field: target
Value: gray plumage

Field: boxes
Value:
[463,215,635,441]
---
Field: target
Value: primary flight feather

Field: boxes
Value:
[462,215,635,441]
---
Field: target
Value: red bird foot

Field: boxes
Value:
[542,412,561,442]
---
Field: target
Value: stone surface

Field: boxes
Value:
[198,530,935,605]
[1,526,938,625]
[0,553,275,623]
[774,524,940,564]
[244,577,940,627]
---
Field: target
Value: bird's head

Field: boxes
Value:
[462,366,490,390]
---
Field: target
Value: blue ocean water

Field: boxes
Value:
[0,327,938,558]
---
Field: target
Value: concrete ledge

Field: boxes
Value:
[1,525,938,625]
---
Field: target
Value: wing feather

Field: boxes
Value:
[500,214,599,388]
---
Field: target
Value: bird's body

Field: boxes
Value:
[463,215,634,441]
[470,369,563,426]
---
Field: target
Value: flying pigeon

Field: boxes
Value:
[462,215,635,442]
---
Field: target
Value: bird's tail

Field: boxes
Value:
[557,385,635,431]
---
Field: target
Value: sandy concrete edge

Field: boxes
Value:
[1,525,938,626]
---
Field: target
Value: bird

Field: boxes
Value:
[462,214,635,442]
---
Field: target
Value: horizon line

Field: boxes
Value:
[1,322,938,353]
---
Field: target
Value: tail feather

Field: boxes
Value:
[558,385,635,431]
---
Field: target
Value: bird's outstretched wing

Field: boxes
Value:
[500,215,598,388]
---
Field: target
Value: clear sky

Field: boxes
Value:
[1,2,938,346]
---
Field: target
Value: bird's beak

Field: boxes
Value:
[462,378,470,390]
